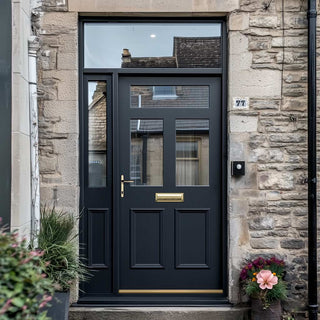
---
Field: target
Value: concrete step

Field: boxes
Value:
[69,306,250,320]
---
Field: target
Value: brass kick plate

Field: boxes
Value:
[155,193,184,202]
[119,289,223,294]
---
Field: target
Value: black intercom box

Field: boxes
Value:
[231,161,245,176]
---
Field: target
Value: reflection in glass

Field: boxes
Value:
[131,86,209,108]
[176,120,209,186]
[130,120,163,186]
[84,23,221,68]
[88,81,107,187]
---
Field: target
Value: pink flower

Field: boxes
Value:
[256,269,278,290]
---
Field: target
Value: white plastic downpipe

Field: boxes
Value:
[28,36,40,235]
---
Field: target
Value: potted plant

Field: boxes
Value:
[240,256,287,320]
[34,207,89,320]
[0,218,53,319]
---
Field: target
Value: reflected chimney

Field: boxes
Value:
[122,48,131,63]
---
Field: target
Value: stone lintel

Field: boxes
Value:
[68,0,239,13]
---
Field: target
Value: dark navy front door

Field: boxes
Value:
[117,76,223,298]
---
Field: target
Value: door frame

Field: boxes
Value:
[79,17,228,305]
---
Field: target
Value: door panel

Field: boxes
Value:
[118,76,222,294]
[130,208,164,269]
[175,209,210,269]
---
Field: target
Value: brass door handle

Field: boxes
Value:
[121,174,134,198]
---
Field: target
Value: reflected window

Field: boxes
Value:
[176,120,209,186]
[84,23,221,69]
[131,85,209,108]
[153,86,177,100]
[130,120,163,186]
[88,81,107,187]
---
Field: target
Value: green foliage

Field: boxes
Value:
[0,223,53,320]
[35,207,89,291]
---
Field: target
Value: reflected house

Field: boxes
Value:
[88,82,107,187]
[121,37,221,68]
[123,38,215,186]
[130,118,209,187]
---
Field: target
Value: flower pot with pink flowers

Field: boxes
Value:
[240,257,287,320]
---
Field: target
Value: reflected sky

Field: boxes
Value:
[84,23,221,68]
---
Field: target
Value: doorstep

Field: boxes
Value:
[69,306,250,320]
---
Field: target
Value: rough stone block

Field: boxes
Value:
[58,79,77,101]
[42,0,68,11]
[249,216,274,230]
[282,97,307,111]
[284,37,307,48]
[58,33,78,54]
[292,218,307,229]
[271,37,283,47]
[39,155,57,174]
[53,134,79,185]
[259,172,294,190]
[248,37,271,51]
[274,217,291,228]
[41,12,77,30]
[280,239,305,249]
[229,69,282,98]
[266,191,281,201]
[284,13,307,29]
[57,52,77,70]
[250,239,278,249]
[230,198,249,217]
[43,100,78,134]
[269,134,306,146]
[229,12,249,31]
[40,185,79,215]
[230,115,258,133]
[40,48,57,70]
[229,140,245,159]
[249,15,278,28]
[249,149,283,163]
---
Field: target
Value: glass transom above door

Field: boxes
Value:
[84,22,221,69]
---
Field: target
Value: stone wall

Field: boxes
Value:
[35,4,78,213]
[229,0,313,315]
[35,0,319,315]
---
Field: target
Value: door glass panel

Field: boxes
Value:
[130,119,163,186]
[130,85,209,108]
[176,120,209,186]
[84,22,221,68]
[88,81,107,187]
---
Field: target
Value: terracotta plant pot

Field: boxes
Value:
[251,299,282,320]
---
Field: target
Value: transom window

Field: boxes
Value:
[84,22,222,69]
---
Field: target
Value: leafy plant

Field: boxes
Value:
[34,207,89,292]
[0,218,53,320]
[240,256,287,309]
